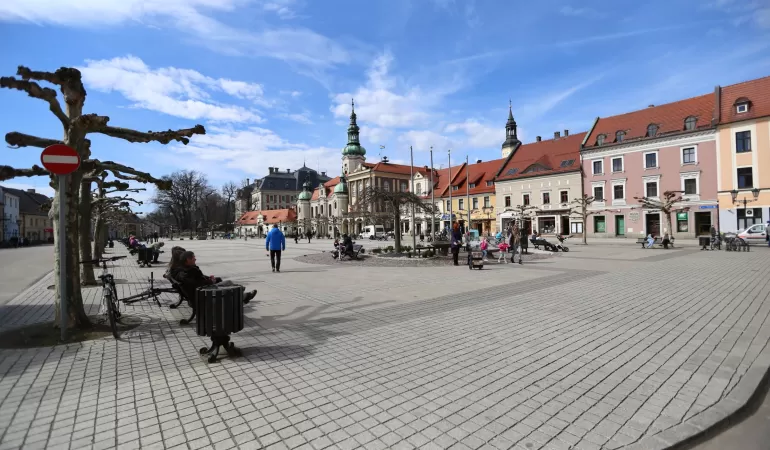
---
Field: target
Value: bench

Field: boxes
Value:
[333,244,365,260]
[414,246,435,255]
[636,237,676,248]
[530,238,556,252]
[164,272,196,325]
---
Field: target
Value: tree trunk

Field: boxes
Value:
[79,179,96,285]
[92,211,104,261]
[52,171,91,329]
[582,212,588,244]
[664,210,673,236]
[393,211,402,252]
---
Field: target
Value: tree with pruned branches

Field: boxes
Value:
[501,204,539,233]
[0,65,204,330]
[634,190,687,237]
[569,194,601,244]
[358,187,438,252]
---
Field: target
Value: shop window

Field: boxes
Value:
[571,222,583,234]
[676,212,689,233]
[594,216,606,233]
[538,217,556,234]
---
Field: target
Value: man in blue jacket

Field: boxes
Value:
[266,224,286,272]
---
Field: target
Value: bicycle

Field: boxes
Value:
[79,255,126,338]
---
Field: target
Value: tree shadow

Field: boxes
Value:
[239,344,315,361]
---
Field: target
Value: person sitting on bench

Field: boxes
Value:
[149,241,164,263]
[174,250,256,303]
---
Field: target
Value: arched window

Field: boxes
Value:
[416,183,422,195]
[684,116,697,131]
[596,134,606,146]
[383,181,390,192]
[615,131,625,143]
[647,124,658,137]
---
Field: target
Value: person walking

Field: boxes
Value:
[450,222,462,266]
[266,224,286,272]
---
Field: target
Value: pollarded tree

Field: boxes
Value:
[634,190,687,237]
[358,187,438,252]
[0,65,204,329]
[569,194,598,244]
[501,204,540,233]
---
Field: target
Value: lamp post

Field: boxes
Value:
[730,188,760,229]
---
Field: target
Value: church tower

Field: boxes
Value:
[297,177,312,234]
[341,99,367,174]
[501,101,521,158]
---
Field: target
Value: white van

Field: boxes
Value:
[361,225,385,239]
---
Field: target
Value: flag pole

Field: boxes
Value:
[448,149,452,231]
[430,146,435,239]
[410,146,416,250]
[466,155,471,235]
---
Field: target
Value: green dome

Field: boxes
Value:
[342,143,366,156]
[334,180,348,194]
[298,190,312,201]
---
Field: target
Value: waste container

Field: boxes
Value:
[196,285,245,362]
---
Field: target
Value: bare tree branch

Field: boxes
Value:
[1,76,70,128]
[16,66,87,105]
[90,160,172,190]
[83,115,206,145]
[5,131,63,149]
[0,164,49,181]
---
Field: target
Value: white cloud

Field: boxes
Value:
[0,0,350,69]
[444,120,500,148]
[558,6,605,19]
[398,130,455,152]
[80,55,266,123]
[280,90,303,97]
[279,111,314,124]
[262,0,297,19]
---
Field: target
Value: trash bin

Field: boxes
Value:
[698,236,710,250]
[196,285,245,362]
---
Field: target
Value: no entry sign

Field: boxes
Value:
[41,144,80,175]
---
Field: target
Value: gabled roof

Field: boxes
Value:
[719,75,770,124]
[496,133,584,182]
[438,159,505,198]
[364,161,431,176]
[584,94,714,149]
[1,187,51,216]
[236,208,297,225]
[310,176,341,201]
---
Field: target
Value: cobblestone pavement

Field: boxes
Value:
[0,240,768,450]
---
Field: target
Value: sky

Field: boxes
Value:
[1,0,769,211]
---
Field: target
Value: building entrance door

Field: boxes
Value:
[560,216,569,235]
[615,215,625,236]
[694,212,712,235]
[645,213,661,237]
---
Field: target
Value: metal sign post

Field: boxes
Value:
[41,144,81,342]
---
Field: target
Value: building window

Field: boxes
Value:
[538,217,556,234]
[571,222,583,234]
[611,157,623,173]
[446,200,450,211]
[543,192,550,204]
[596,134,606,146]
[684,116,697,131]
[736,103,748,114]
[452,185,459,191]
[560,190,568,203]
[613,184,624,200]
[677,212,689,232]
[592,160,603,175]
[401,183,408,192]
[736,131,751,153]
[646,182,658,198]
[416,183,422,195]
[383,181,390,191]
[684,178,697,195]
[472,198,478,210]
[483,196,490,208]
[523,194,530,206]
[459,199,464,210]
[647,124,658,137]
[593,186,604,201]
[504,196,511,207]
[644,152,658,169]
[486,180,494,187]
[594,216,606,233]
[737,167,753,189]
[682,147,696,164]
[469,183,476,189]
[615,131,625,143]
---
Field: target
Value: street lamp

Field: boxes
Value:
[730,188,760,229]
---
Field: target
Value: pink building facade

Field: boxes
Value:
[581,94,720,239]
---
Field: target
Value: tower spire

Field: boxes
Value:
[502,100,520,151]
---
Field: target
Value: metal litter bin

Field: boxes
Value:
[195,285,245,362]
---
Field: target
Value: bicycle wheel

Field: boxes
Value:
[110,282,119,304]
[105,292,119,339]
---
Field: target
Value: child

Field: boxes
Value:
[496,241,510,263]
[480,237,489,261]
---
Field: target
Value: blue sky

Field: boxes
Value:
[1,0,769,210]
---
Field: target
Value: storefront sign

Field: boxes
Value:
[676,212,688,220]
[699,205,717,209]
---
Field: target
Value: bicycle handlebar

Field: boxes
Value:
[79,255,127,265]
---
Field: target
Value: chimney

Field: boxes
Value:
[554,131,560,139]
[321,171,326,176]
[476,159,482,164]
[563,129,569,137]
[536,136,542,142]
[246,178,249,185]
[713,85,721,125]
[648,104,655,108]
[27,189,35,193]
[268,167,274,174]
[286,169,290,173]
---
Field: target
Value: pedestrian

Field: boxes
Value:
[266,224,286,273]
[662,230,671,249]
[480,236,489,262]
[153,231,159,243]
[450,222,462,266]
[307,230,311,243]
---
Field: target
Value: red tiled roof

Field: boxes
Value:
[310,176,341,200]
[496,133,585,181]
[365,161,431,176]
[584,94,714,148]
[236,209,297,225]
[719,75,770,124]
[438,159,505,198]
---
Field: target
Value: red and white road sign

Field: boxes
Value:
[41,144,80,175]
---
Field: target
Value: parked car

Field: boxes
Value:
[737,223,767,244]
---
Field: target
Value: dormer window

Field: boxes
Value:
[734,97,750,114]
[646,124,659,137]
[469,183,476,189]
[615,131,625,143]
[596,134,606,146]
[684,116,697,131]
[486,180,494,186]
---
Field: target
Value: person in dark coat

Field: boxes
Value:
[174,251,256,303]
[450,222,462,266]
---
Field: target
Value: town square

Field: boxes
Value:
[1,0,770,449]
